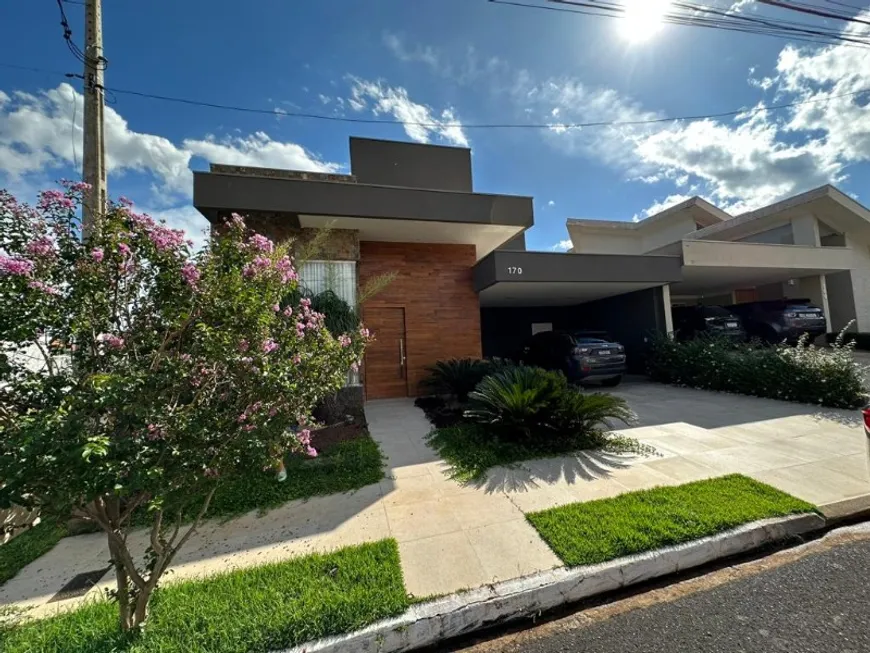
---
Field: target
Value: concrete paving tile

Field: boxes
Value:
[642,455,721,483]
[685,444,807,474]
[750,461,870,506]
[385,499,462,542]
[609,463,680,491]
[465,519,561,583]
[380,474,443,506]
[560,477,631,503]
[446,493,525,529]
[792,429,865,455]
[815,453,870,483]
[505,485,579,513]
[399,532,490,598]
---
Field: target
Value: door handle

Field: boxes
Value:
[399,338,406,376]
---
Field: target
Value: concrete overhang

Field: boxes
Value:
[193,171,533,260]
[689,185,870,242]
[474,251,683,307]
[672,240,854,295]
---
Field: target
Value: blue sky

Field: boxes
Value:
[2,0,870,250]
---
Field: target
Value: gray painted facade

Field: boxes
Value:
[348,137,473,192]
[473,250,683,292]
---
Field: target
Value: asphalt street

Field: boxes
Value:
[449,524,870,653]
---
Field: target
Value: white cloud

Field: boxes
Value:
[348,78,469,147]
[383,33,506,85]
[547,200,555,207]
[551,239,573,252]
[633,193,695,222]
[0,83,339,201]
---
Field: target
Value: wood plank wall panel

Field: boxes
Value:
[359,242,482,397]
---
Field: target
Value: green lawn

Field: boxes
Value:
[206,434,384,518]
[426,423,653,482]
[0,522,67,585]
[0,435,384,588]
[0,539,408,653]
[527,474,816,567]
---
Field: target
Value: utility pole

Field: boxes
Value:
[81,0,107,238]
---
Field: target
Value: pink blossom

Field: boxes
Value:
[25,237,55,258]
[262,338,279,354]
[0,256,35,276]
[90,248,104,263]
[350,361,360,372]
[238,339,249,352]
[230,213,245,227]
[237,413,247,423]
[37,189,74,212]
[180,353,192,362]
[243,424,256,432]
[148,225,186,252]
[292,354,302,364]
[272,303,280,313]
[275,256,297,283]
[338,334,352,348]
[242,255,271,279]
[119,196,134,207]
[248,234,274,253]
[300,297,311,308]
[359,327,371,339]
[146,424,165,441]
[62,180,92,194]
[240,356,253,365]
[181,263,200,289]
[203,468,220,478]
[283,306,293,318]
[268,406,278,417]
[117,242,131,257]
[27,280,60,296]
[97,333,125,350]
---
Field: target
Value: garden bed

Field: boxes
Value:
[0,539,408,653]
[417,361,648,481]
[527,474,816,567]
[646,334,866,409]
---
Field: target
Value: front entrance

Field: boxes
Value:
[363,307,408,399]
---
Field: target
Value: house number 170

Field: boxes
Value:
[507,267,523,275]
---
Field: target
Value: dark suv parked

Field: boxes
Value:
[672,305,745,342]
[726,298,827,344]
[520,330,626,386]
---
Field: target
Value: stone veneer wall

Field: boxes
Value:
[222,211,360,261]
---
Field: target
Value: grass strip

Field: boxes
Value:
[0,539,408,653]
[527,474,816,567]
[0,522,67,585]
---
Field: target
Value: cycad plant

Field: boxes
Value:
[424,358,492,402]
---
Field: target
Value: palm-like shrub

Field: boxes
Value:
[424,358,492,402]
[465,366,632,443]
[465,366,566,438]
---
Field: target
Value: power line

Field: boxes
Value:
[2,61,868,131]
[756,0,870,26]
[99,83,870,130]
[54,0,107,70]
[490,0,870,47]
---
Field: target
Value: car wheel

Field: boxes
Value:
[601,375,622,387]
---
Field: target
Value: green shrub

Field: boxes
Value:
[465,366,633,443]
[282,288,360,337]
[647,333,866,408]
[825,331,870,351]
[423,358,493,402]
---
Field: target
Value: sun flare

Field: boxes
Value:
[619,0,672,43]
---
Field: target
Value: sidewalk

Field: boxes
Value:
[1,381,868,617]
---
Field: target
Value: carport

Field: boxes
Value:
[669,240,854,331]
[473,251,683,370]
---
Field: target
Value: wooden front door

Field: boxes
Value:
[364,307,408,399]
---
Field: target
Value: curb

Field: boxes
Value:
[279,512,825,653]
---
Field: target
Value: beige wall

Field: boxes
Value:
[640,216,697,253]
[567,228,642,255]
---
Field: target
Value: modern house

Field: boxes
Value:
[194,136,870,400]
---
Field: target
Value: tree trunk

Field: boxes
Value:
[106,535,133,631]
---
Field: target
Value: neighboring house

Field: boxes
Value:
[193,137,870,400]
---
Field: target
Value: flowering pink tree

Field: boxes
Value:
[0,184,369,631]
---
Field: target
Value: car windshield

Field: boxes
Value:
[574,337,610,344]
[701,306,734,318]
